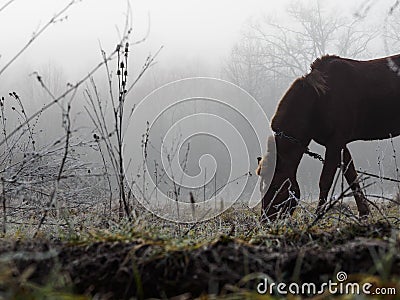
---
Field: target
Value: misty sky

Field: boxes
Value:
[0,0,381,82]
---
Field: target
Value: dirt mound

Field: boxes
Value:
[0,222,399,299]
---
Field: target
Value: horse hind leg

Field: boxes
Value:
[342,147,370,217]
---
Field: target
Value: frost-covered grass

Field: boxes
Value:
[0,199,399,299]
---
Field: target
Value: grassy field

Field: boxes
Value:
[0,201,399,299]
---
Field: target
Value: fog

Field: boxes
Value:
[1,0,375,79]
[1,0,282,78]
[1,0,400,219]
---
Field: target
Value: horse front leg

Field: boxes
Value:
[342,147,370,217]
[316,146,341,214]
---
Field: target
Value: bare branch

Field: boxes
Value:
[0,0,16,13]
[0,0,77,76]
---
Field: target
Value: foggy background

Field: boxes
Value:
[1,0,400,208]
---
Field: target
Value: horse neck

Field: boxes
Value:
[272,80,318,147]
[276,138,309,178]
[287,146,306,177]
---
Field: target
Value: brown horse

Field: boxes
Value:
[257,54,400,221]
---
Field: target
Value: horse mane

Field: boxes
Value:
[304,69,327,96]
[310,54,339,70]
[303,55,339,96]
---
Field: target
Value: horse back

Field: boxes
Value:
[314,55,400,142]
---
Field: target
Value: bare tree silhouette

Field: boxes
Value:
[224,0,375,102]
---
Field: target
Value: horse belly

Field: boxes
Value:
[356,99,400,141]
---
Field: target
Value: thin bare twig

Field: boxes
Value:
[0,0,77,76]
[0,0,16,14]
[33,79,77,237]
